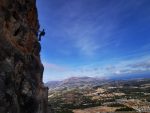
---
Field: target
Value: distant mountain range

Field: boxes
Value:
[45,74,150,90]
[45,77,107,90]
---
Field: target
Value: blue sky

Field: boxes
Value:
[36,0,150,82]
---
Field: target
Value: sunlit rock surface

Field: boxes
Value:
[0,0,48,113]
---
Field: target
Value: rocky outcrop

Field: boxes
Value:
[0,0,48,113]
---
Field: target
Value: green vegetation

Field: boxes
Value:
[56,109,73,113]
[48,94,102,112]
[115,107,135,111]
[146,96,150,102]
[107,103,125,107]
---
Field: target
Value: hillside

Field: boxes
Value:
[45,77,107,90]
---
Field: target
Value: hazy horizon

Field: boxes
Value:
[37,0,150,82]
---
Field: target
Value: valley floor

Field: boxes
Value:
[48,79,150,113]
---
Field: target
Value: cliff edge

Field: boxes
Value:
[0,0,48,113]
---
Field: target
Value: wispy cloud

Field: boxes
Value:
[64,55,150,78]
[56,0,148,57]
[76,37,99,56]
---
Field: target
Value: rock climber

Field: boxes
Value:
[38,29,45,41]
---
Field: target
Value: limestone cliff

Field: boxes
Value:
[0,0,48,113]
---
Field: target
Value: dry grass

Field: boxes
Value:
[73,106,118,113]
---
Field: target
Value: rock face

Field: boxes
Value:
[0,0,48,113]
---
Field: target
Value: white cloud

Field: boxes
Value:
[76,37,99,56]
